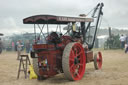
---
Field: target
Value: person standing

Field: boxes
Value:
[125,35,128,53]
[0,38,2,54]
[25,40,30,53]
[17,40,22,60]
[12,41,15,51]
[119,34,126,49]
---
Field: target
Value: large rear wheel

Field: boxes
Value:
[62,42,86,81]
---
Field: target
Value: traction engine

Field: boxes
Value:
[23,3,104,81]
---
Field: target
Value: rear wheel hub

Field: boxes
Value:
[74,57,79,65]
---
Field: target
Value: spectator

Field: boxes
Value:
[25,40,30,53]
[125,35,128,53]
[12,41,15,51]
[119,34,126,49]
[16,40,23,60]
[0,38,2,54]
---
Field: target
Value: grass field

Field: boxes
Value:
[0,49,128,85]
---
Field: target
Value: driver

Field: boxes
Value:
[47,32,61,44]
[72,23,76,35]
[72,23,80,38]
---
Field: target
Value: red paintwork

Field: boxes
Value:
[33,35,72,77]
[33,44,63,77]
[85,51,93,63]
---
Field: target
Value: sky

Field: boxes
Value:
[0,0,128,36]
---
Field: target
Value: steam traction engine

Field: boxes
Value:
[23,3,104,81]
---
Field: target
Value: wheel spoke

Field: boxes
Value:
[70,64,76,72]
[76,72,80,78]
[77,51,82,56]
[71,49,77,58]
[78,57,82,61]
[75,48,78,56]
[98,62,101,68]
[78,63,83,66]
[73,46,78,57]
[71,50,75,57]
[70,64,75,69]
[70,58,74,62]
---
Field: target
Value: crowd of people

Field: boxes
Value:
[0,38,34,60]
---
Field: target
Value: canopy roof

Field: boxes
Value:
[23,15,93,24]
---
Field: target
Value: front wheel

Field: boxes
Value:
[62,42,86,81]
[94,52,102,70]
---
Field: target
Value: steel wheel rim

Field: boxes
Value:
[97,52,102,69]
[69,43,85,80]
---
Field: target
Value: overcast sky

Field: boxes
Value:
[1,0,128,36]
